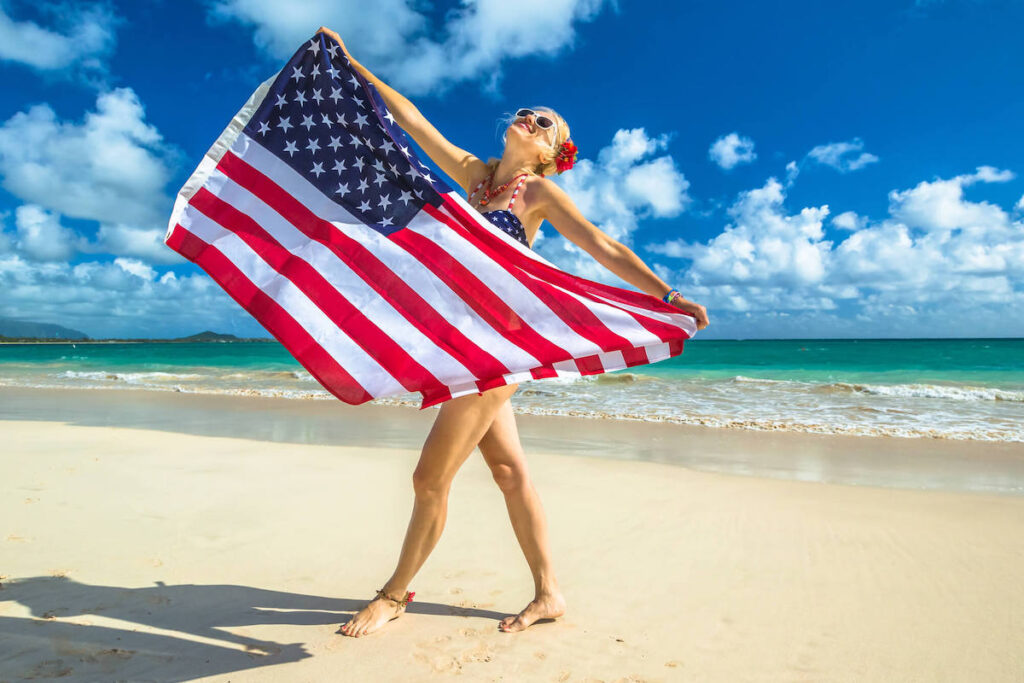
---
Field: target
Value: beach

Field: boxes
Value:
[2,386,1023,681]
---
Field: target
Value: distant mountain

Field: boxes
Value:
[0,318,89,340]
[175,331,242,342]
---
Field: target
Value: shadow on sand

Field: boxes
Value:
[0,576,505,681]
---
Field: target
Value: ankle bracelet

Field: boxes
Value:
[376,587,416,607]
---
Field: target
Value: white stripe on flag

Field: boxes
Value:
[520,270,667,347]
[590,293,699,338]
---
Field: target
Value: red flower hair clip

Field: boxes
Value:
[555,139,578,173]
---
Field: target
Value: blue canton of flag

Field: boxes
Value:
[243,35,444,236]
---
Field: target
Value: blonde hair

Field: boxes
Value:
[488,106,572,178]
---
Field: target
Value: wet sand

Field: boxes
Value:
[4,385,1024,494]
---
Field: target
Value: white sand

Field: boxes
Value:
[2,419,1023,682]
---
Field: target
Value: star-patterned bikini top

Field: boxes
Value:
[467,173,530,249]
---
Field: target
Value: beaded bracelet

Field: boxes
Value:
[663,288,683,304]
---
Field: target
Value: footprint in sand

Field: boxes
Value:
[412,651,461,674]
[26,659,73,679]
[56,645,134,665]
[786,629,837,675]
[414,628,498,674]
[457,641,494,664]
[88,648,134,663]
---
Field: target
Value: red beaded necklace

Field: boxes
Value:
[478,170,529,207]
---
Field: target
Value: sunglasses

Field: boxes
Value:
[515,108,556,131]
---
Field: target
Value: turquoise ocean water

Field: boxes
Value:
[1,338,1022,441]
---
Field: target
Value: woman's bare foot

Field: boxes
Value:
[498,591,566,632]
[339,591,408,637]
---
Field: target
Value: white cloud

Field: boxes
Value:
[114,257,156,281]
[888,166,1014,231]
[0,2,118,82]
[708,132,757,170]
[208,0,610,96]
[0,87,182,266]
[783,160,799,187]
[806,138,879,173]
[0,254,264,338]
[832,210,866,231]
[1017,194,1024,212]
[644,167,1024,335]
[967,166,1015,184]
[0,87,177,227]
[652,178,831,293]
[89,223,184,265]
[13,205,80,262]
[535,127,690,281]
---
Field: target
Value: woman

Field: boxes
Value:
[316,27,710,637]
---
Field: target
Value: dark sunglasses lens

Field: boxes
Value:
[516,108,534,117]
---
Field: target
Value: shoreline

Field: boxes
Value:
[3,384,1023,496]
[8,377,1023,443]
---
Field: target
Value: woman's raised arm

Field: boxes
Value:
[316,27,488,193]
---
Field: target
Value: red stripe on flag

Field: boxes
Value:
[216,151,514,383]
[574,354,605,375]
[421,204,639,354]
[188,186,449,398]
[388,228,573,365]
[440,195,693,343]
[166,223,375,405]
[619,345,650,367]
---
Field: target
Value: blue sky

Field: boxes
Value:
[1,0,1022,339]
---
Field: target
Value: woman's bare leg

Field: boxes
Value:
[477,397,566,632]
[340,383,520,637]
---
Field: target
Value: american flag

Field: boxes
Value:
[165,32,697,409]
